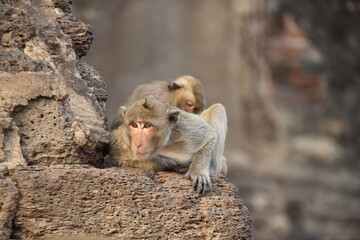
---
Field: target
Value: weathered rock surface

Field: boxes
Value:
[9,165,252,239]
[0,0,109,169]
[0,172,20,240]
[0,0,252,239]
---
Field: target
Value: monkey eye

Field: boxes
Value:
[131,122,138,128]
[144,122,152,128]
[186,100,194,107]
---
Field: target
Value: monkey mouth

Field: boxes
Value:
[134,151,151,161]
[136,151,149,156]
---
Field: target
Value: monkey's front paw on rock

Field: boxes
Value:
[185,172,212,195]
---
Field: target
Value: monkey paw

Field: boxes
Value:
[185,172,212,195]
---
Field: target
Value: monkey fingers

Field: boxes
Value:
[185,172,212,195]
[144,169,156,179]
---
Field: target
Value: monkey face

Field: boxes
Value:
[123,98,180,161]
[180,98,196,113]
[128,119,156,161]
[172,82,197,113]
[169,76,206,114]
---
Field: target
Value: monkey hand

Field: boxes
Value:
[185,171,212,195]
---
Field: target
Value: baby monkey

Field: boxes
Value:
[110,75,206,130]
[110,98,227,194]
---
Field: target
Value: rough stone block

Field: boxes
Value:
[10,166,253,239]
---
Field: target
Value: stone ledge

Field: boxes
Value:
[5,165,252,239]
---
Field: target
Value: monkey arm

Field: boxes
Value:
[185,134,216,195]
[153,156,190,173]
[120,159,158,171]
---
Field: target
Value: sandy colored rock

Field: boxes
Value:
[10,165,252,239]
[0,1,252,239]
[0,176,20,240]
[0,0,109,169]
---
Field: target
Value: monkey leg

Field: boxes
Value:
[200,103,228,175]
[122,159,158,171]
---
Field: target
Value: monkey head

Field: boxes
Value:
[167,75,206,114]
[120,98,180,161]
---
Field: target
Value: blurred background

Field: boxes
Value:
[73,0,360,239]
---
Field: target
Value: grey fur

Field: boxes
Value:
[109,99,227,194]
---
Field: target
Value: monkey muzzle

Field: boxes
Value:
[134,150,152,161]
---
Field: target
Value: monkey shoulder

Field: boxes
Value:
[175,111,216,147]
[179,111,214,131]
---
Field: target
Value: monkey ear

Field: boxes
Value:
[119,106,127,118]
[168,109,180,124]
[168,80,185,91]
[142,98,154,110]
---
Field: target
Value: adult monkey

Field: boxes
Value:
[110,75,206,130]
[109,98,227,194]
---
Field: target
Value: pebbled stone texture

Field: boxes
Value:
[0,175,20,240]
[11,165,253,240]
[0,0,109,169]
[0,1,252,239]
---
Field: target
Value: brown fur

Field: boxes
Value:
[110,75,206,130]
[109,98,227,194]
